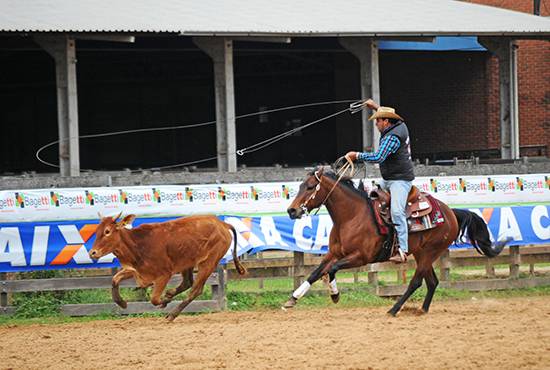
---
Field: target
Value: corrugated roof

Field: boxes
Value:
[0,0,549,36]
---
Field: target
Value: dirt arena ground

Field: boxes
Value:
[1,296,549,370]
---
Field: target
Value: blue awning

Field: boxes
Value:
[378,36,485,51]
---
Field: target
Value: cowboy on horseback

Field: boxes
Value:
[285,115,506,313]
[345,99,414,264]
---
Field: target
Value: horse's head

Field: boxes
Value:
[287,167,330,219]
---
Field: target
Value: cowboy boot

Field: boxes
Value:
[389,248,407,264]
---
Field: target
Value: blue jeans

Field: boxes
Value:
[379,180,412,253]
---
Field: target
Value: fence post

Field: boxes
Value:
[367,265,379,287]
[293,252,305,290]
[212,265,226,310]
[439,250,450,281]
[397,265,407,284]
[509,246,520,279]
[485,259,496,278]
[0,273,7,313]
[529,263,535,277]
[257,252,264,289]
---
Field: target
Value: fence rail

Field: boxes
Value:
[1,246,549,316]
[0,267,225,316]
[226,245,550,293]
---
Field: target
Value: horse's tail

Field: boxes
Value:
[452,209,509,257]
[227,224,247,275]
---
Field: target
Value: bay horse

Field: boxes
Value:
[284,166,506,316]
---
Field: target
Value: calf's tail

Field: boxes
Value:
[227,224,247,275]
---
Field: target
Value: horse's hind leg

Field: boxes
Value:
[421,267,439,313]
[161,268,194,308]
[387,269,424,317]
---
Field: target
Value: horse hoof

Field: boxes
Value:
[330,293,340,304]
[387,309,398,317]
[116,300,128,309]
[282,297,297,309]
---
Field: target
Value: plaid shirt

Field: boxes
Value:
[357,134,401,163]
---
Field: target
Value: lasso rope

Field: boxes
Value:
[36,99,369,172]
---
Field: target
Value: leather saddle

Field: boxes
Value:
[369,185,432,225]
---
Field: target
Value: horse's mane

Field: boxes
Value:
[309,170,369,199]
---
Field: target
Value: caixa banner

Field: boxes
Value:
[0,205,549,272]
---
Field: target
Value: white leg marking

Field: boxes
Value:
[329,279,339,295]
[292,281,311,299]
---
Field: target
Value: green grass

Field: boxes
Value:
[3,284,550,326]
[2,266,550,326]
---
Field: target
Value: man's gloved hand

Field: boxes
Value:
[365,99,379,110]
[345,151,358,162]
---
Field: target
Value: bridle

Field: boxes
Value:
[299,170,323,215]
[298,160,355,216]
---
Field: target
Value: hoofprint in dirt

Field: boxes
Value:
[1,296,549,370]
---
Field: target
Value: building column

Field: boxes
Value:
[193,37,237,172]
[479,37,520,159]
[35,35,80,176]
[334,54,362,156]
[339,37,381,151]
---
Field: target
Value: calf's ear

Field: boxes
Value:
[117,214,136,228]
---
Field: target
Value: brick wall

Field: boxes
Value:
[465,0,550,156]
[379,51,491,158]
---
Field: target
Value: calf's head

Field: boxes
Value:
[89,213,136,260]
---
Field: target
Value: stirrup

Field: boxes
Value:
[389,249,407,264]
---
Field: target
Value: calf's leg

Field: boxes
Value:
[161,269,194,308]
[150,275,172,306]
[111,268,136,309]
[166,264,214,321]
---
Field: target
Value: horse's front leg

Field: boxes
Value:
[283,254,337,309]
[326,251,366,304]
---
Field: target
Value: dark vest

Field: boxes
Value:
[379,121,415,181]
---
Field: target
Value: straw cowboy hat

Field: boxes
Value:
[368,106,404,121]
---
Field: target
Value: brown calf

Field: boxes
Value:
[89,213,246,321]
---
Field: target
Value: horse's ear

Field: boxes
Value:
[377,184,381,189]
